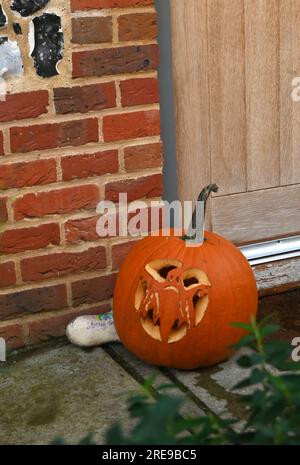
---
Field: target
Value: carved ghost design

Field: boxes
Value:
[135,260,211,343]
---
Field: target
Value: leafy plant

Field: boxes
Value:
[106,318,300,445]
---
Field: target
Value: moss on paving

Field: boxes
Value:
[0,342,139,445]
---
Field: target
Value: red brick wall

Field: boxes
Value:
[0,0,162,349]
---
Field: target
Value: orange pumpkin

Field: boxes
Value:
[113,185,258,369]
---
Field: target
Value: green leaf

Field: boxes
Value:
[106,424,126,445]
[231,322,253,331]
[259,324,280,338]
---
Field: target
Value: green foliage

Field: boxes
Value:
[106,318,300,445]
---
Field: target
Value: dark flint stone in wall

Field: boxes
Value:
[10,0,50,17]
[0,36,8,44]
[0,4,7,28]
[31,13,64,78]
[13,22,22,34]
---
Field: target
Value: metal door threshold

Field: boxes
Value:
[240,236,300,266]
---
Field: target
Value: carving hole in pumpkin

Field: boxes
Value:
[145,259,182,283]
[193,293,209,326]
[183,269,211,288]
[168,320,188,344]
[140,308,162,342]
[135,279,147,311]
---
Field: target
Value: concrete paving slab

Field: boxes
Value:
[0,343,141,445]
[108,343,252,422]
[170,350,251,421]
[108,342,206,417]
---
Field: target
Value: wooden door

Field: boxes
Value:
[171,0,300,244]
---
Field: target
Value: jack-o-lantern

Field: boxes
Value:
[113,185,258,369]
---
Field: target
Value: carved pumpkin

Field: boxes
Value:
[113,185,258,369]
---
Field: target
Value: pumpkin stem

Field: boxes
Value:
[182,184,219,242]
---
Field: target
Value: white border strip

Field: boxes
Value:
[240,235,300,265]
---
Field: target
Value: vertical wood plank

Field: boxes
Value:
[170,0,211,214]
[208,0,247,195]
[244,0,280,190]
[280,0,300,185]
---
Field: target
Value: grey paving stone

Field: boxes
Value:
[0,343,141,445]
[109,343,250,421]
[109,342,206,417]
[170,349,251,421]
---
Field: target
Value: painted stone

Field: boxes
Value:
[0,37,23,78]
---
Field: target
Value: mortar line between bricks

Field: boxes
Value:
[72,39,157,51]
[118,146,125,173]
[4,70,158,97]
[0,195,162,232]
[0,103,161,130]
[115,80,122,107]
[65,281,73,307]
[0,260,125,295]
[70,6,156,18]
[1,167,162,198]
[112,15,119,44]
[0,228,152,263]
[0,298,113,329]
[2,128,10,155]
[0,135,162,164]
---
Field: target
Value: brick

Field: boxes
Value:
[0,284,67,320]
[21,246,107,282]
[105,173,163,202]
[65,206,159,244]
[118,13,157,41]
[72,273,117,307]
[0,90,49,123]
[0,159,56,189]
[0,197,8,222]
[54,83,116,115]
[124,142,162,171]
[0,223,60,255]
[0,131,4,155]
[0,323,24,349]
[71,0,153,11]
[10,118,99,153]
[14,185,99,220]
[28,304,110,345]
[61,150,119,181]
[103,109,160,142]
[72,44,158,78]
[121,78,159,107]
[112,240,138,269]
[65,216,99,244]
[0,262,16,288]
[72,17,112,44]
